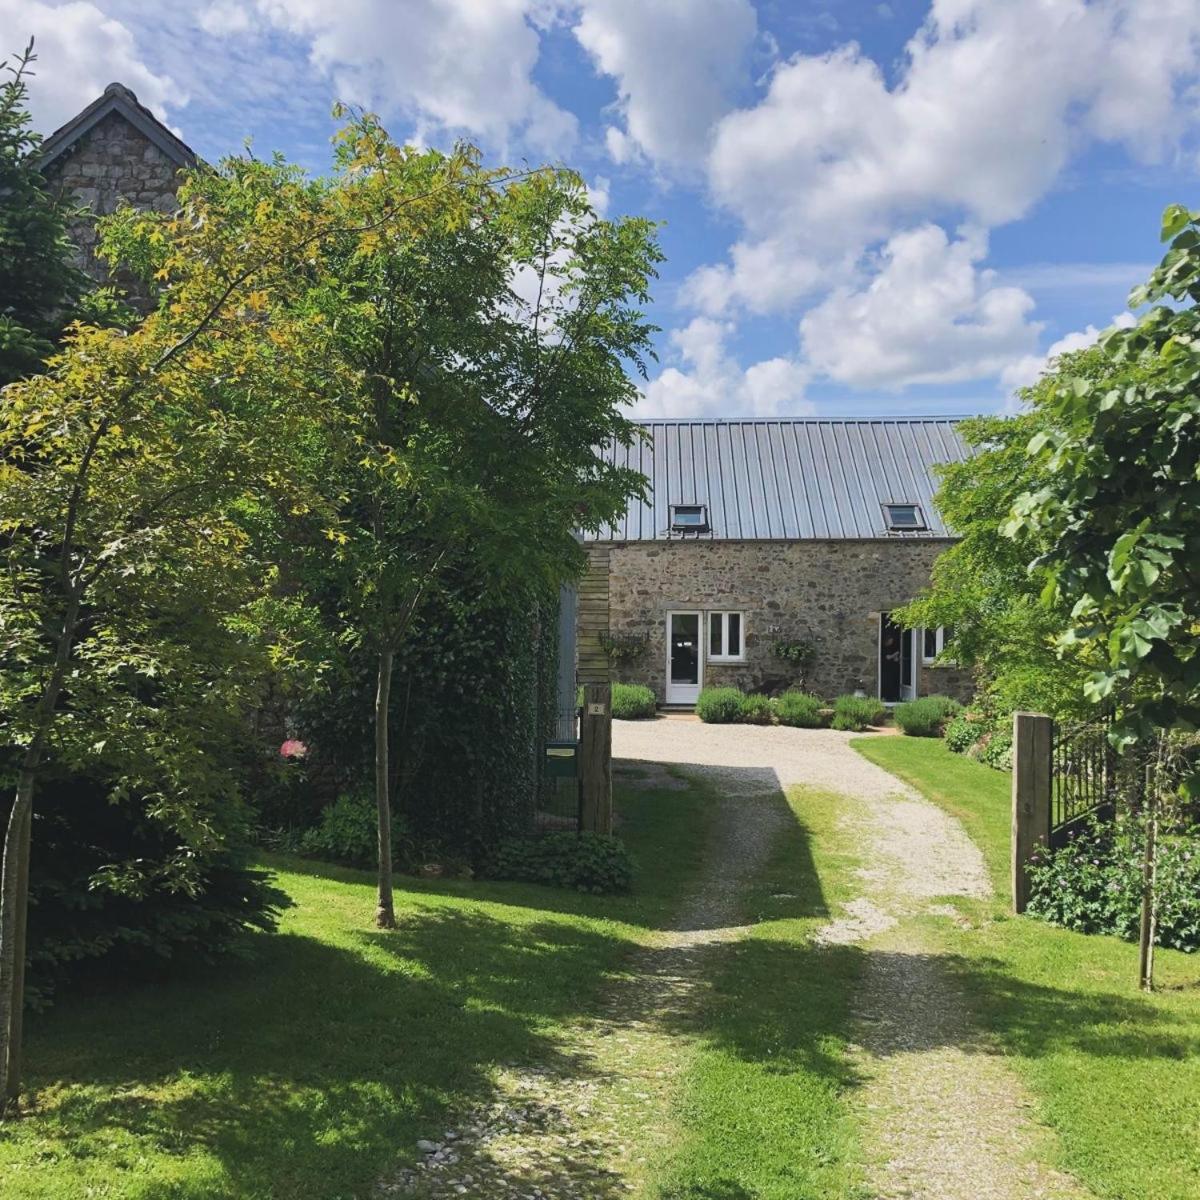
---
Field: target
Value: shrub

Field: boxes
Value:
[696,687,745,723]
[974,725,1014,771]
[739,693,774,725]
[895,694,962,737]
[611,682,657,720]
[774,691,826,728]
[488,832,634,894]
[944,713,985,754]
[293,582,560,861]
[300,790,409,868]
[1027,816,1200,952]
[18,762,285,1011]
[830,694,886,731]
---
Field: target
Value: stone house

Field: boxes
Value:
[35,88,969,717]
[579,418,972,707]
[36,82,197,298]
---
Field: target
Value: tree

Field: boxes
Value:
[1008,204,1200,988]
[0,41,90,387]
[896,347,1153,719]
[0,152,340,1110]
[1007,206,1196,752]
[289,117,657,927]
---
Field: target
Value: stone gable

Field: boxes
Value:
[41,109,185,294]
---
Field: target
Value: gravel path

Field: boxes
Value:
[378,727,786,1199]
[613,716,1091,1200]
[381,716,1088,1199]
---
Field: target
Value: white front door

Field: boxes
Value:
[666,611,703,705]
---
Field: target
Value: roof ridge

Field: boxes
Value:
[631,415,974,425]
[38,80,197,172]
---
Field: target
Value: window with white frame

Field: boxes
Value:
[708,611,744,661]
[922,625,952,664]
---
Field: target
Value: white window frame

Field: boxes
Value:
[922,625,949,665]
[707,610,745,663]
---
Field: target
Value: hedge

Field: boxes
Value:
[611,682,657,719]
[774,691,826,728]
[830,694,886,731]
[895,694,961,737]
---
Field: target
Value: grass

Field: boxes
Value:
[853,736,1200,1200]
[0,775,716,1200]
[650,786,866,1200]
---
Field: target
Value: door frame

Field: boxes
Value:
[878,612,918,703]
[665,609,704,705]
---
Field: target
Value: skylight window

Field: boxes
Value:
[670,504,708,531]
[883,503,925,531]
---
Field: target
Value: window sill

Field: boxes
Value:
[708,657,746,665]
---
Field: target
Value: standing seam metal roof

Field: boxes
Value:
[590,418,969,541]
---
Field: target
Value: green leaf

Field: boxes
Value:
[1161,203,1191,241]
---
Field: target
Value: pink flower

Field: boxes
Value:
[280,739,308,760]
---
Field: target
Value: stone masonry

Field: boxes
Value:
[598,538,972,702]
[41,108,185,292]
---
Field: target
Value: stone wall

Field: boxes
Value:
[595,538,973,702]
[41,110,183,294]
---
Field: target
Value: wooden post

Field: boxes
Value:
[1012,711,1052,915]
[580,682,612,834]
[1138,762,1158,992]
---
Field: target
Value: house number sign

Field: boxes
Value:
[587,703,607,716]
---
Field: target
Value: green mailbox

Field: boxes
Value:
[543,739,580,779]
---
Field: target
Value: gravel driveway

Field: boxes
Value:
[615,715,1089,1200]
[387,716,1086,1199]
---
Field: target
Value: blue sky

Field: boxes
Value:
[8,0,1200,418]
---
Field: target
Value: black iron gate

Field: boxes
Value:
[1049,716,1130,848]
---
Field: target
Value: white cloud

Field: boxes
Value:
[640,317,810,418]
[1001,311,1137,392]
[1000,261,1151,293]
[249,0,577,152]
[695,0,1200,317]
[681,239,839,317]
[573,0,757,169]
[2,0,183,132]
[800,225,1041,389]
[197,1,256,36]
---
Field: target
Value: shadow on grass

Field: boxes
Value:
[656,938,1197,1079]
[8,769,830,1198]
[16,909,632,1199]
[29,757,1188,1197]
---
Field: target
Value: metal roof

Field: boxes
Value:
[590,418,970,542]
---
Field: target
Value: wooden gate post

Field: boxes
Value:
[580,682,613,834]
[1012,711,1053,914]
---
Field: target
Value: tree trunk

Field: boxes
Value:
[0,760,40,1115]
[0,598,79,1114]
[374,647,397,930]
[4,801,32,1109]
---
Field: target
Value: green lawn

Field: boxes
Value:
[8,739,1195,1199]
[853,736,1200,1200]
[0,775,715,1200]
[651,787,865,1200]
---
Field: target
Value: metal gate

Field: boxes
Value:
[1050,717,1119,849]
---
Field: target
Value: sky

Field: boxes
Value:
[6,0,1200,420]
